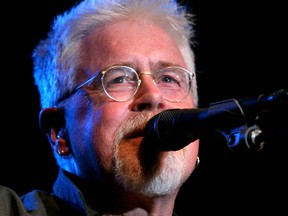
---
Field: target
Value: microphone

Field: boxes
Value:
[144,89,288,151]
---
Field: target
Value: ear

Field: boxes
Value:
[39,107,71,157]
[39,107,65,142]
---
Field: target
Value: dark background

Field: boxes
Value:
[1,1,287,215]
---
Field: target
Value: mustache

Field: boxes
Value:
[115,112,157,142]
[114,111,161,172]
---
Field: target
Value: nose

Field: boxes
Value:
[131,73,165,112]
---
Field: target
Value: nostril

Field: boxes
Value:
[137,103,151,111]
[135,101,163,113]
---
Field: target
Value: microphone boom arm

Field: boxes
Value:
[145,89,288,152]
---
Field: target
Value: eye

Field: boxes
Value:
[103,68,138,90]
[107,74,131,86]
[161,75,178,83]
[156,71,182,87]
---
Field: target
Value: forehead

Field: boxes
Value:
[82,19,186,71]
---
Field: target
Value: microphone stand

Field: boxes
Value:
[214,89,288,152]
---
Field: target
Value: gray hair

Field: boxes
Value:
[32,0,198,108]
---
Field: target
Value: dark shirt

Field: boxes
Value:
[0,169,100,216]
[0,185,29,216]
[0,169,179,216]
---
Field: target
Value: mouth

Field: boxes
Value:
[118,113,159,146]
[125,125,146,139]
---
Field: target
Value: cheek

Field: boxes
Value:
[96,105,127,143]
[92,105,129,169]
[184,140,199,171]
[73,103,128,169]
[183,93,196,107]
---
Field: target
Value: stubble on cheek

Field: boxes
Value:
[115,139,144,186]
[112,114,196,196]
[113,114,160,188]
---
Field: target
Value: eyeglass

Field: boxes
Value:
[57,65,194,103]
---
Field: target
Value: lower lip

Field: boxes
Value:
[129,136,144,144]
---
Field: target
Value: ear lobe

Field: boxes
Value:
[39,107,65,134]
[40,107,71,156]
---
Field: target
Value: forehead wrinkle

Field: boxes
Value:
[82,19,186,76]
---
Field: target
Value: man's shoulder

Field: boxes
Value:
[0,185,59,216]
[21,187,84,216]
[21,189,62,215]
[0,185,30,215]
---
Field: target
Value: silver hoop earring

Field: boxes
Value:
[195,156,200,169]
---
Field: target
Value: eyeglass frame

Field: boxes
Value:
[56,65,195,104]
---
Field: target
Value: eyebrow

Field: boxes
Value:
[156,61,183,68]
[104,62,135,69]
[104,60,184,71]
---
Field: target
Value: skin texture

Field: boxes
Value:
[44,18,199,215]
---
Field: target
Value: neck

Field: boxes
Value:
[66,172,178,215]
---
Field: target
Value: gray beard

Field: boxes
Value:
[113,113,186,197]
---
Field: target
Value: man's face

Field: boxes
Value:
[64,19,199,196]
